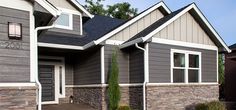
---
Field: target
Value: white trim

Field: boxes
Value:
[70,0,94,18]
[171,49,202,84]
[65,83,143,88]
[0,83,36,87]
[152,38,218,51]
[57,7,82,15]
[101,46,105,84]
[142,4,230,52]
[38,42,84,50]
[146,83,218,86]
[94,2,171,45]
[0,0,32,12]
[145,43,149,82]
[105,40,124,45]
[119,38,144,49]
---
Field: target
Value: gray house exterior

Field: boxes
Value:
[0,0,231,110]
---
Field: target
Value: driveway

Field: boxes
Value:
[42,103,95,110]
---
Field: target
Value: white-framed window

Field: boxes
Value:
[55,12,73,30]
[8,22,22,40]
[171,49,201,83]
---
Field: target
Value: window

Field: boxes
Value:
[8,22,22,40]
[171,49,201,83]
[55,13,73,30]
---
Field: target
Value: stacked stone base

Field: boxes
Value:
[0,86,37,110]
[59,84,218,110]
[146,84,219,110]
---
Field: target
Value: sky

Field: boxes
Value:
[78,0,236,46]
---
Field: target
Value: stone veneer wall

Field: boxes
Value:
[73,87,104,109]
[62,86,143,110]
[59,87,73,104]
[0,86,37,110]
[146,84,219,110]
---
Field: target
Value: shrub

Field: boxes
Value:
[118,105,131,110]
[108,50,120,110]
[195,101,226,110]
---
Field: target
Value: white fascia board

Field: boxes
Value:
[70,0,94,18]
[152,38,218,51]
[142,3,231,53]
[105,40,124,45]
[38,42,84,50]
[94,2,171,45]
[35,0,61,17]
[119,38,144,49]
[191,5,231,53]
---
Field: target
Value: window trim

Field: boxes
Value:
[171,49,202,84]
[54,12,73,30]
[8,22,22,40]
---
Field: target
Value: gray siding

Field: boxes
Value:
[129,48,144,83]
[74,48,101,85]
[104,45,129,83]
[149,43,217,83]
[48,15,81,35]
[0,6,30,82]
[65,56,74,85]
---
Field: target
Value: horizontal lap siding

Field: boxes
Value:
[74,48,101,85]
[129,48,144,83]
[0,6,30,82]
[104,45,129,83]
[149,43,217,83]
[65,56,74,85]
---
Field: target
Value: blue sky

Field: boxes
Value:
[78,0,236,46]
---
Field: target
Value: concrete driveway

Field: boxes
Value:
[42,103,95,110]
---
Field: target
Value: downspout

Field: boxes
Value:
[34,25,56,110]
[135,43,148,110]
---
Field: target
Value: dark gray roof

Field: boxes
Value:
[39,15,125,46]
[229,43,236,49]
[125,5,189,43]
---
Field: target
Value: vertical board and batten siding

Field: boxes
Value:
[73,48,101,85]
[49,15,81,35]
[129,48,144,83]
[0,6,30,82]
[104,45,129,83]
[154,12,215,46]
[47,0,78,11]
[149,43,217,83]
[109,9,164,41]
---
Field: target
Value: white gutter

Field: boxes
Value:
[135,43,148,110]
[34,25,57,110]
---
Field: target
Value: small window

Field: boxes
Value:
[171,49,201,83]
[55,13,73,30]
[8,22,22,40]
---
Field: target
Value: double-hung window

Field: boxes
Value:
[171,49,201,83]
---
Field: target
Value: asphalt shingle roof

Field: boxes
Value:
[229,43,236,49]
[38,15,125,46]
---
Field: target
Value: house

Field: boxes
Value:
[225,43,236,101]
[0,0,231,110]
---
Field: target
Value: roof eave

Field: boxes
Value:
[35,0,61,17]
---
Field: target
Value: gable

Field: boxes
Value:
[153,12,215,46]
[109,8,164,41]
[47,0,78,11]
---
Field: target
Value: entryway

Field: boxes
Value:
[39,56,65,104]
[42,103,95,110]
